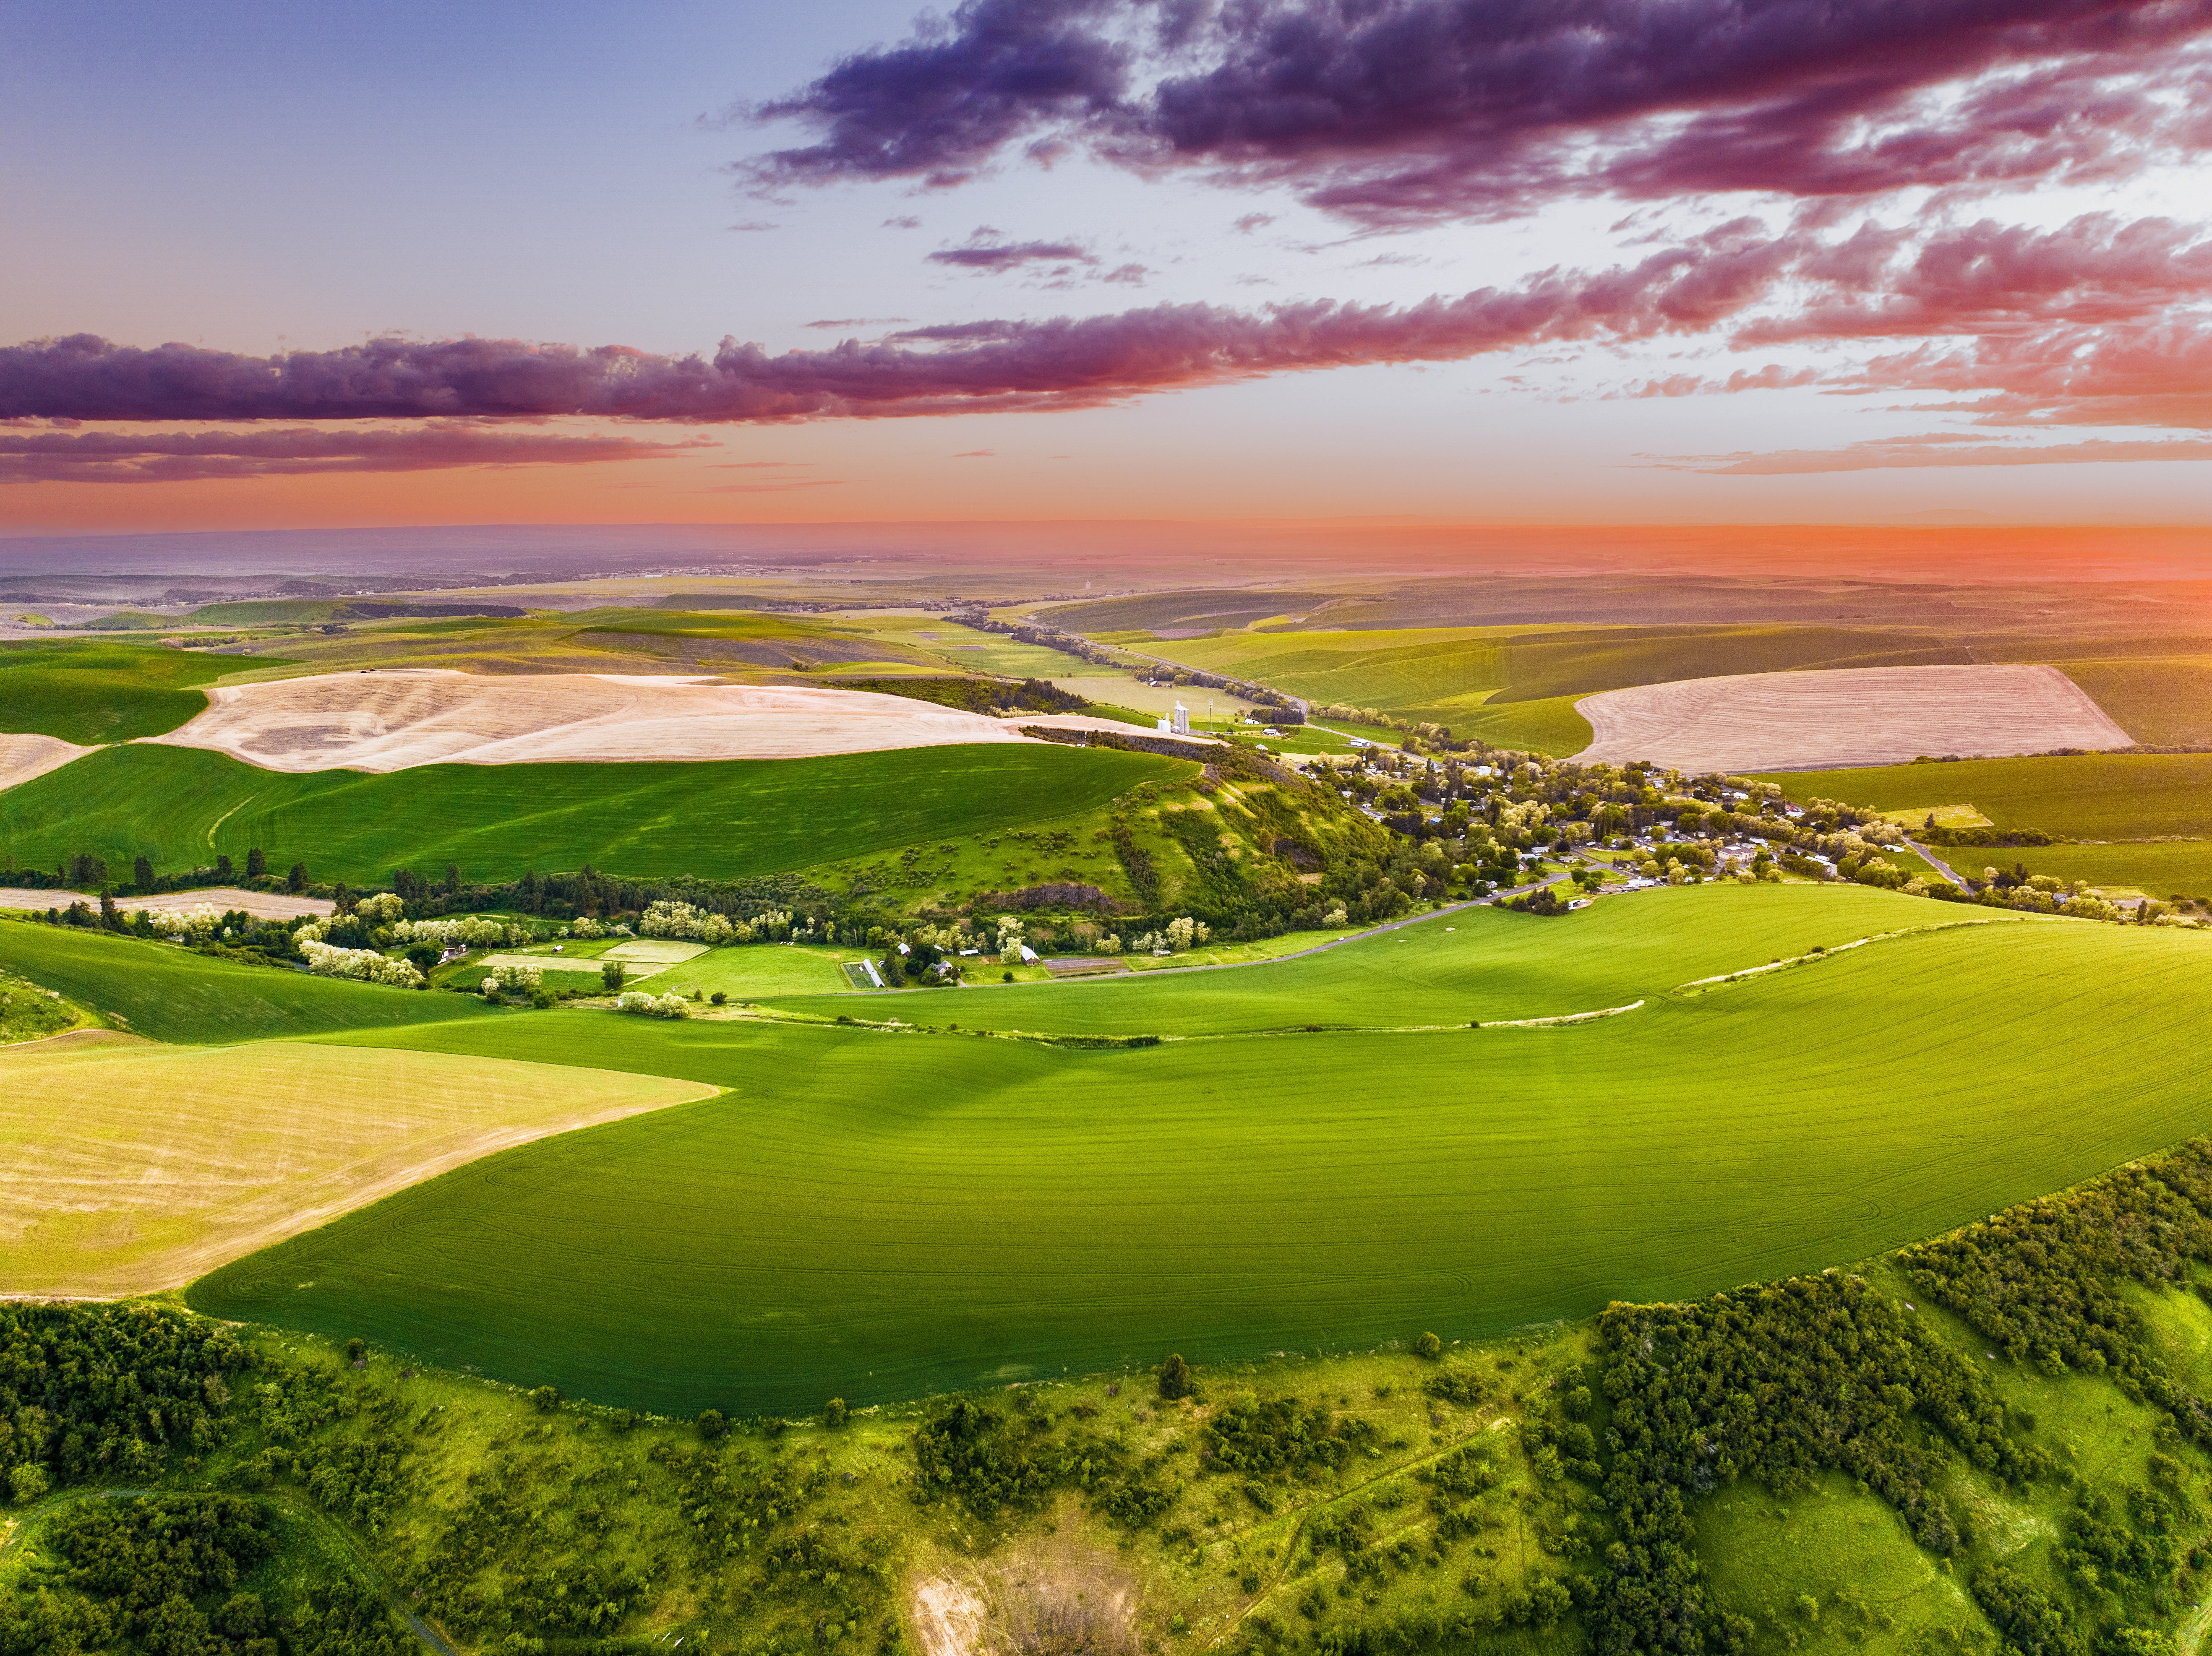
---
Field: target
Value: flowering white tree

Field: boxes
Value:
[298,939,424,988]
[617,990,688,1018]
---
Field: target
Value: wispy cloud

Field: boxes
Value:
[0,421,707,484]
[1651,434,2212,473]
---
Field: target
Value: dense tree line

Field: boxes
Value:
[1592,1274,2041,1654]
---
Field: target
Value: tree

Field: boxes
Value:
[99,888,119,931]
[882,952,907,987]
[697,1409,728,1440]
[245,846,267,879]
[529,1385,561,1413]
[445,862,461,895]
[822,1397,849,1428]
[1413,1331,1443,1361]
[287,862,308,893]
[215,853,235,881]
[602,960,627,992]
[1158,1354,1193,1400]
[132,854,154,890]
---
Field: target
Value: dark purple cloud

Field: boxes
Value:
[0,422,703,484]
[927,228,1097,270]
[0,232,1804,427]
[10,212,2206,449]
[746,0,2212,224]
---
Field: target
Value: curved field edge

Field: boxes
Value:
[757,882,1954,1034]
[0,640,261,745]
[0,742,1188,888]
[190,904,2212,1416]
[0,1038,715,1296]
[0,921,503,1044]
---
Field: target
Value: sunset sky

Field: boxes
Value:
[3,0,2209,532]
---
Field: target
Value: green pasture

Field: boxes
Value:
[0,640,250,744]
[0,922,498,1045]
[0,742,1184,888]
[1959,840,2212,899]
[193,890,2212,1415]
[647,943,857,998]
[1763,752,2212,840]
[2035,654,2212,747]
[768,883,1942,1033]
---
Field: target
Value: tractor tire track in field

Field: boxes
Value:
[0,1485,459,1656]
[1669,917,2016,997]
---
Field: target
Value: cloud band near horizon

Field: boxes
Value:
[5,211,2205,477]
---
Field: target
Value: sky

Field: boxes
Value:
[1,0,2209,533]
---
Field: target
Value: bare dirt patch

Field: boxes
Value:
[907,1536,1141,1656]
[0,1039,714,1296]
[0,733,95,791]
[146,669,1058,772]
[1573,664,2131,773]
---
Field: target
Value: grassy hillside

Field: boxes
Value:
[764,882,1938,1032]
[0,742,1184,888]
[37,1143,2212,1656]
[2047,654,2212,745]
[0,639,250,743]
[193,890,2212,1416]
[0,922,500,1044]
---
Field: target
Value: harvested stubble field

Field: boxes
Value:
[0,1037,712,1295]
[193,888,2212,1416]
[0,888,336,921]
[0,921,501,1044]
[1575,663,2129,772]
[0,741,1184,888]
[0,732,95,791]
[149,667,1133,771]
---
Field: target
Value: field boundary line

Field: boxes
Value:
[1669,918,2011,996]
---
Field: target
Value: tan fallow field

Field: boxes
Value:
[143,668,1174,772]
[1573,664,2133,773]
[0,888,334,920]
[0,1034,715,1296]
[0,732,96,791]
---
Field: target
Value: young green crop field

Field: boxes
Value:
[766,882,1943,1033]
[1763,752,2212,893]
[190,889,2212,1416]
[0,922,501,1044]
[1764,752,2212,839]
[0,640,256,743]
[0,742,1184,888]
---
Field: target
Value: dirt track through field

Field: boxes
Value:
[0,1039,714,1296]
[145,669,1158,772]
[1573,664,2131,772]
